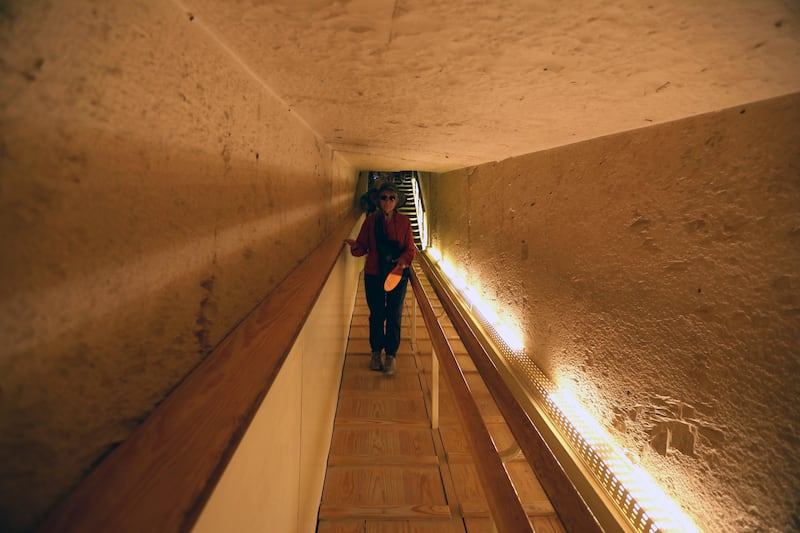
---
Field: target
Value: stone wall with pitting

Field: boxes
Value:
[427,93,800,533]
[0,2,358,530]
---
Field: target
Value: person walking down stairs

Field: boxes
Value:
[344,183,416,376]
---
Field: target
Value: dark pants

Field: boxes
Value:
[364,273,409,356]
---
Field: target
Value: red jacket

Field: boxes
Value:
[350,211,416,276]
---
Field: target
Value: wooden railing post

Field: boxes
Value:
[416,253,604,533]
[409,268,534,533]
[411,295,417,347]
[431,346,439,430]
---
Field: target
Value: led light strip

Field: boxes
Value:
[425,247,701,533]
[411,174,428,250]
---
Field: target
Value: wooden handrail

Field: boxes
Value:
[409,267,534,533]
[38,210,362,533]
[416,253,604,533]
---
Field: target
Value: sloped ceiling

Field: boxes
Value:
[179,0,800,172]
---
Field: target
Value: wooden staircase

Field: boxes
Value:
[316,272,566,532]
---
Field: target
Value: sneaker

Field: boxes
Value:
[370,352,383,371]
[383,356,396,376]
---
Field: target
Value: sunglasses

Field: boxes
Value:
[379,195,396,201]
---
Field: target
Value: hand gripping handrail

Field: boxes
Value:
[409,265,534,533]
[415,252,604,533]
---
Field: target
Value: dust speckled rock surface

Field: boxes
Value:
[0,1,356,530]
[427,95,800,532]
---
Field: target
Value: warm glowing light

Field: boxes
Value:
[424,247,702,533]
[471,298,500,324]
[548,390,609,443]
[438,260,467,290]
[437,258,454,277]
[495,323,524,351]
[546,391,701,533]
[462,287,483,308]
[428,251,523,351]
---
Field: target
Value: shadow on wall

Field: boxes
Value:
[0,131,357,531]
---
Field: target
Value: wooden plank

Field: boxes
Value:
[329,426,436,457]
[366,518,465,532]
[348,326,370,338]
[445,452,481,463]
[417,255,604,533]
[532,516,568,533]
[464,516,565,533]
[343,357,422,374]
[428,428,464,522]
[436,414,507,427]
[38,211,362,533]
[341,374,424,394]
[319,505,451,520]
[409,269,534,533]
[327,456,439,466]
[336,397,429,422]
[459,501,558,517]
[350,324,418,340]
[447,462,488,512]
[438,424,519,460]
[446,451,529,464]
[507,460,552,503]
[334,418,431,427]
[322,465,447,507]
[317,520,365,533]
[416,353,474,374]
[485,422,519,452]
[347,338,376,354]
[339,390,426,399]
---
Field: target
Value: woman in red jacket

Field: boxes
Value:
[345,183,416,375]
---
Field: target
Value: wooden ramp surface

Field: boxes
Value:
[318,275,567,533]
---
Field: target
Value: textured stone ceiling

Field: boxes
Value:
[179,0,800,172]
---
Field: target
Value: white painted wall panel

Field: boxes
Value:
[193,218,363,532]
[193,342,303,533]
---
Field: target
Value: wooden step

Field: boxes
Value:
[319,503,451,520]
[319,272,566,533]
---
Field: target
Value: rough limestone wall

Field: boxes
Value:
[0,1,358,531]
[427,93,800,533]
